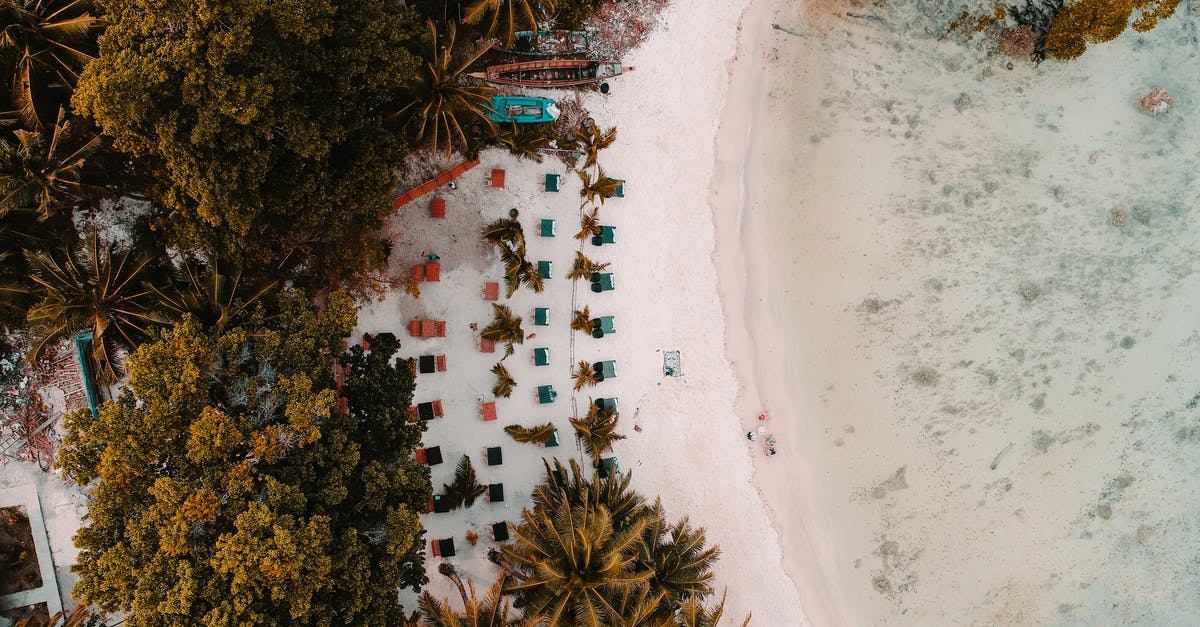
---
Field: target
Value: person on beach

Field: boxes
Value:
[427,252,440,261]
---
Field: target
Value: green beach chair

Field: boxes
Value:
[591,316,615,338]
[545,429,561,447]
[591,225,616,246]
[545,173,561,192]
[537,385,558,404]
[534,347,550,366]
[591,273,614,292]
[613,180,624,198]
[595,397,617,413]
[534,307,550,326]
[486,446,503,466]
[540,218,556,237]
[537,260,552,279]
[598,456,621,478]
[594,360,617,381]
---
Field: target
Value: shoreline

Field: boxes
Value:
[707,0,842,625]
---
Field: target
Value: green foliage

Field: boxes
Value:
[553,0,605,30]
[572,359,598,391]
[576,208,601,241]
[464,0,556,48]
[480,302,524,359]
[504,422,558,446]
[495,121,551,163]
[0,109,103,221]
[570,305,592,333]
[58,297,431,625]
[491,361,517,398]
[440,455,486,510]
[570,402,624,463]
[72,0,423,277]
[417,573,547,626]
[0,0,103,131]
[1045,0,1181,59]
[149,256,279,333]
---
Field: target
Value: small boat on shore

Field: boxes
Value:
[493,29,599,56]
[470,60,628,88]
[487,96,561,124]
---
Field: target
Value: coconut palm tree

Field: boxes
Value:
[0,109,102,221]
[503,497,652,626]
[441,455,486,509]
[637,499,719,608]
[568,251,609,281]
[491,362,516,398]
[532,458,645,531]
[150,257,278,333]
[570,306,592,333]
[418,569,548,627]
[570,402,624,463]
[23,232,166,382]
[504,421,557,445]
[0,0,102,131]
[496,121,550,163]
[481,302,524,358]
[577,167,623,207]
[572,359,598,391]
[575,124,616,171]
[13,605,103,627]
[576,207,601,241]
[463,0,556,49]
[482,217,525,250]
[395,20,495,155]
[668,590,750,627]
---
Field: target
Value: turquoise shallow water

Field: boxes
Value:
[741,3,1200,624]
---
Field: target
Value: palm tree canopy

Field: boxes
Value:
[150,256,279,333]
[441,454,486,509]
[463,0,556,48]
[575,124,616,171]
[396,20,495,155]
[570,306,591,332]
[570,402,624,462]
[0,108,101,220]
[572,359,598,391]
[491,361,517,398]
[576,208,601,240]
[637,499,719,605]
[481,302,524,356]
[504,422,557,445]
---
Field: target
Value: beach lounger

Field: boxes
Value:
[408,320,422,337]
[598,456,621,478]
[534,307,550,326]
[412,265,426,282]
[591,273,614,292]
[484,282,500,301]
[534,347,550,366]
[537,385,558,404]
[408,406,419,422]
[591,316,616,338]
[480,338,496,353]
[540,218,556,237]
[437,355,447,371]
[594,360,617,381]
[487,168,506,188]
[432,537,455,556]
[425,263,440,282]
[545,429,561,447]
[481,401,497,421]
[486,446,503,466]
[537,260,552,279]
[545,173,561,192]
[613,180,624,197]
[595,397,618,412]
[430,198,446,218]
[492,521,510,541]
[416,446,443,465]
[432,400,444,417]
[488,483,505,503]
[432,496,452,514]
[418,355,436,373]
[421,320,437,337]
[591,225,616,246]
[434,321,447,337]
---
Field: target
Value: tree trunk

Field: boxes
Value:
[487,547,529,581]
[438,562,470,608]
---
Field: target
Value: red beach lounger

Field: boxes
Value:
[481,402,497,421]
[483,282,499,301]
[421,320,436,337]
[436,355,447,371]
[488,169,506,188]
[412,265,426,282]
[431,198,446,218]
[480,338,495,353]
[425,263,441,282]
[408,320,421,337]
[432,400,444,417]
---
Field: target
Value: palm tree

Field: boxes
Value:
[0,0,102,131]
[482,217,525,250]
[503,498,652,626]
[441,455,486,509]
[496,121,550,163]
[395,20,495,155]
[463,0,556,49]
[570,306,591,333]
[0,109,102,220]
[572,359,598,391]
[568,250,609,281]
[150,257,278,333]
[575,124,616,171]
[418,570,547,626]
[13,605,103,627]
[570,402,625,463]
[23,232,166,383]
[576,207,601,241]
[577,167,623,207]
[519,259,544,293]
[637,499,719,607]
[668,590,750,627]
[532,458,645,531]
[491,362,516,398]
[504,421,557,445]
[480,302,524,358]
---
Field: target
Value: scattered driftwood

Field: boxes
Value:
[846,12,885,23]
[1008,0,1064,63]
[990,443,1015,470]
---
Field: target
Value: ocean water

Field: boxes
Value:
[742,2,1200,624]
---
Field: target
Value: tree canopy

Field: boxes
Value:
[71,0,424,275]
[58,293,432,626]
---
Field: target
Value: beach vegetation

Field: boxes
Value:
[21,231,167,383]
[418,569,545,626]
[577,167,623,207]
[576,207,602,240]
[504,422,558,445]
[571,306,593,333]
[0,0,103,131]
[481,302,524,358]
[491,361,517,398]
[463,0,556,48]
[396,20,496,156]
[569,402,624,462]
[150,257,280,334]
[0,109,103,222]
[483,217,526,249]
[441,455,487,509]
[572,359,599,391]
[56,297,432,624]
[575,124,617,171]
[11,605,104,627]
[1010,0,1183,61]
[568,250,610,281]
[495,121,552,163]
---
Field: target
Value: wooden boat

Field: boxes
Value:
[487,96,561,124]
[471,60,628,88]
[493,29,599,56]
